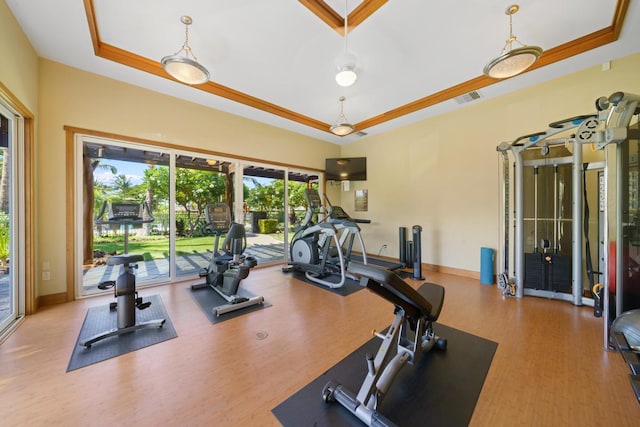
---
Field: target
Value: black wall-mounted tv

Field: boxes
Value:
[325,157,367,181]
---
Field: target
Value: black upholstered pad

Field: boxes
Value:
[348,261,443,320]
[417,282,444,320]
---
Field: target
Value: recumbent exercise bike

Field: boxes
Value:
[323,261,447,426]
[191,203,262,317]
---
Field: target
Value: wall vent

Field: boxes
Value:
[455,90,482,104]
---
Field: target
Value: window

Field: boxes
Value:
[72,131,321,297]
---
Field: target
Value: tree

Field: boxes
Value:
[83,155,117,264]
[143,165,170,211]
[244,179,312,228]
[144,166,228,236]
[288,182,308,225]
[246,181,277,212]
[111,174,135,200]
[175,169,227,235]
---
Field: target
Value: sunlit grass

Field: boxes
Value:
[94,236,215,261]
[93,232,290,261]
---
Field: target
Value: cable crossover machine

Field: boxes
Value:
[497,91,640,349]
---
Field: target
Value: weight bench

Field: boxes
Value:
[323,261,446,427]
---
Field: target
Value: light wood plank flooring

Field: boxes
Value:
[1,265,638,426]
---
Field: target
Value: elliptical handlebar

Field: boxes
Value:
[322,193,371,224]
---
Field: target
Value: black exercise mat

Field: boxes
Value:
[67,294,177,372]
[289,270,363,296]
[188,286,272,324]
[272,323,497,426]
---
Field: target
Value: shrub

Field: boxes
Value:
[258,218,278,234]
[0,215,9,262]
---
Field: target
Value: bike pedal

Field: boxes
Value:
[98,280,116,290]
[137,301,151,310]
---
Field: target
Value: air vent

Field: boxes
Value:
[355,131,368,137]
[454,90,482,104]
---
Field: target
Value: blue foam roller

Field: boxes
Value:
[480,247,494,285]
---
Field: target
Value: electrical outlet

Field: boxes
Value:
[42,271,51,281]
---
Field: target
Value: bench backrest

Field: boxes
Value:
[347,261,439,321]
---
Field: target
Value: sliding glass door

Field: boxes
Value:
[0,101,24,332]
[79,139,171,295]
[174,154,233,279]
[242,163,287,264]
[75,133,320,297]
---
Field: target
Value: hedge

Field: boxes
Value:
[258,218,279,234]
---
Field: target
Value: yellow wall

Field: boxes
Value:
[0,0,38,112]
[341,53,640,273]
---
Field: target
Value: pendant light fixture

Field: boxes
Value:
[335,0,357,87]
[161,16,210,85]
[330,96,355,136]
[483,5,542,79]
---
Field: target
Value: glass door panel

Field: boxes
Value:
[0,106,18,331]
[174,155,231,279]
[242,164,287,265]
[80,140,170,296]
[286,173,319,256]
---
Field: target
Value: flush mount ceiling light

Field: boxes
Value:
[483,5,543,79]
[330,96,355,136]
[335,0,357,87]
[161,16,210,85]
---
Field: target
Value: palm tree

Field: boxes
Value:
[112,174,135,200]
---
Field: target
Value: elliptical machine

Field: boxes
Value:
[284,188,349,288]
[323,193,370,266]
[191,203,262,317]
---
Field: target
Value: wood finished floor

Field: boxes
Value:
[1,265,639,426]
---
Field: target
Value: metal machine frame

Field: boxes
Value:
[498,91,640,347]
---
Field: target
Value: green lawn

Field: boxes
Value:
[94,236,216,261]
[94,232,290,262]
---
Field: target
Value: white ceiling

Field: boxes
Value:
[6,0,640,144]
